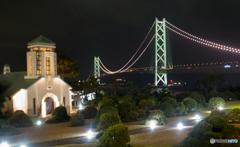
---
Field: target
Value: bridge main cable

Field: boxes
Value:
[99,35,155,74]
[99,22,156,74]
[166,20,240,53]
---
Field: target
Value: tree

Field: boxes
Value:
[97,113,121,132]
[0,94,6,112]
[125,81,138,95]
[204,73,224,91]
[57,54,80,80]
[183,98,197,112]
[208,97,225,109]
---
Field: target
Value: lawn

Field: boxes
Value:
[225,101,240,109]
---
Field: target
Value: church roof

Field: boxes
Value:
[0,72,41,97]
[27,35,56,45]
[4,64,10,67]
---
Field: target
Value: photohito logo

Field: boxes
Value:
[210,138,216,144]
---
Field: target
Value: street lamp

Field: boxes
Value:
[0,142,9,147]
[79,104,83,110]
[218,106,223,110]
[37,120,42,125]
[177,123,183,130]
[149,120,157,130]
[86,130,94,139]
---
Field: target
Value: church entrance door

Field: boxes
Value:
[44,97,54,115]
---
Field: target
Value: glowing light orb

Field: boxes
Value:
[149,120,157,130]
[20,145,26,147]
[194,115,201,120]
[37,120,42,125]
[79,104,83,110]
[0,142,9,147]
[218,106,223,110]
[177,123,183,130]
[86,130,94,139]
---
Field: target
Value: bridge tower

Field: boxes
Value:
[155,18,167,86]
[94,56,100,83]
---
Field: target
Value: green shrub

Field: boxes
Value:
[84,105,97,119]
[95,131,104,139]
[93,106,118,128]
[226,108,240,123]
[97,113,121,131]
[221,125,240,141]
[175,103,187,116]
[161,96,176,104]
[208,97,225,109]
[129,111,139,121]
[8,110,33,128]
[208,90,218,98]
[0,114,7,119]
[51,106,71,122]
[174,92,190,102]
[188,121,213,138]
[138,99,154,111]
[163,106,176,117]
[201,131,222,146]
[4,111,13,119]
[190,92,206,108]
[98,98,116,110]
[180,137,200,147]
[183,98,197,112]
[99,124,130,147]
[205,115,227,132]
[76,109,85,115]
[45,118,60,124]
[0,126,21,136]
[70,113,85,127]
[147,109,168,125]
[210,110,226,117]
[137,109,146,119]
[117,102,132,121]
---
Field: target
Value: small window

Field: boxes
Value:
[33,98,36,115]
[63,97,65,106]
[9,97,11,101]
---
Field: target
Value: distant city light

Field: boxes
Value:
[224,65,230,68]
[86,130,94,139]
[37,120,42,125]
[218,106,223,110]
[149,120,157,130]
[177,123,183,130]
[0,142,9,147]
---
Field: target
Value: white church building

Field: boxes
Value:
[0,35,73,117]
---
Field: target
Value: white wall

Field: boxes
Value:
[26,76,72,116]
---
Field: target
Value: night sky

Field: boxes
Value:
[1,0,240,82]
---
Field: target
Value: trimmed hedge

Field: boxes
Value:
[183,98,197,112]
[45,106,71,124]
[9,110,33,128]
[97,113,121,131]
[147,109,168,125]
[92,106,118,128]
[98,98,116,110]
[117,102,132,121]
[129,111,139,121]
[99,124,130,147]
[84,105,97,119]
[70,113,85,127]
[0,126,21,136]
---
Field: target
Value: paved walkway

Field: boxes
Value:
[16,120,199,147]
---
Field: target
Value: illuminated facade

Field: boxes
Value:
[0,35,73,117]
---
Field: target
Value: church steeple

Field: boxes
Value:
[25,35,57,79]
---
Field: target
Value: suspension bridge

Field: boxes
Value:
[91,18,240,86]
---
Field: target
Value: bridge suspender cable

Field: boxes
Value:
[165,21,240,53]
[99,35,155,74]
[99,22,155,74]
